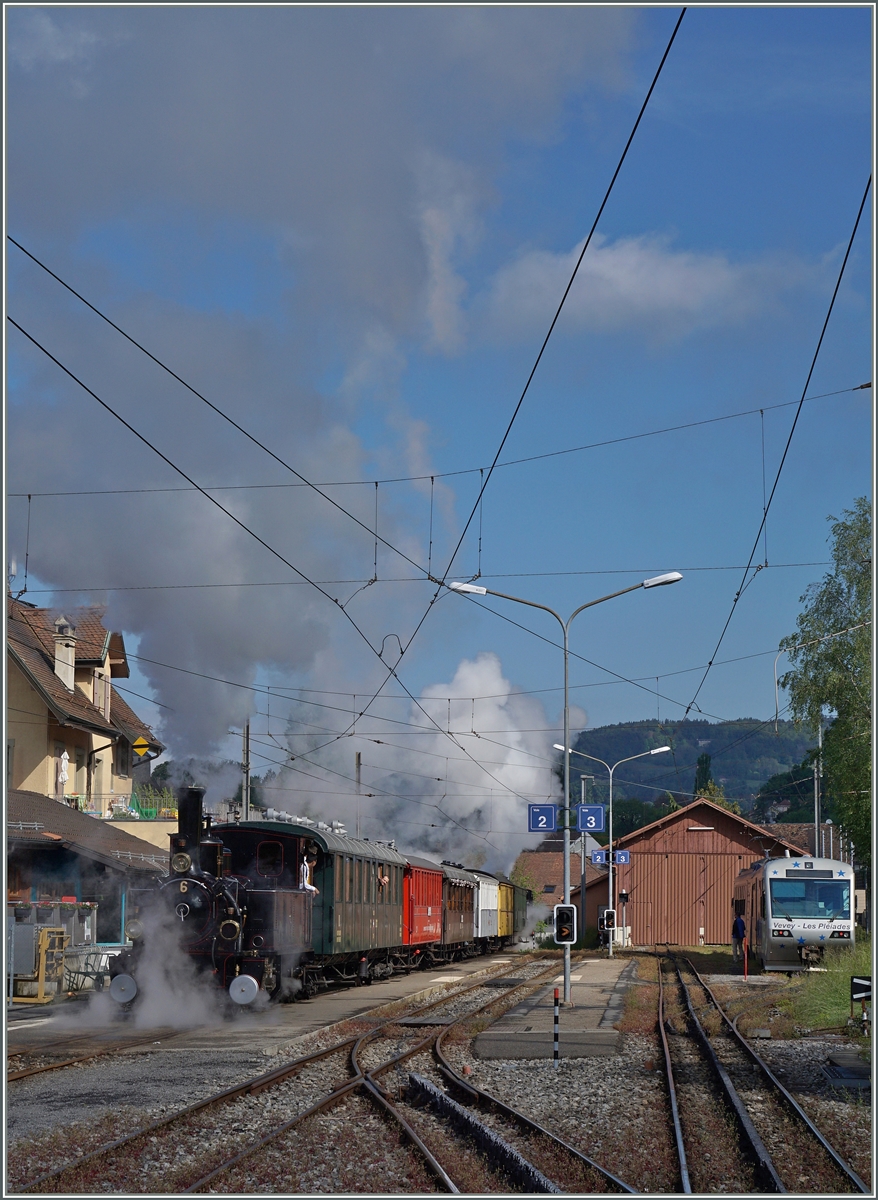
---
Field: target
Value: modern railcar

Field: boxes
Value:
[733,854,855,970]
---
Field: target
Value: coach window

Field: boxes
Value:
[345,857,352,903]
[355,859,362,903]
[257,841,283,877]
[335,857,343,902]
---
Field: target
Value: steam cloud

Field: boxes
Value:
[259,652,585,874]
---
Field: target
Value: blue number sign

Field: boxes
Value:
[528,804,557,833]
[591,850,608,865]
[576,804,605,832]
[614,849,630,865]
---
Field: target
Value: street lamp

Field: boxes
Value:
[554,744,671,956]
[450,570,681,1000]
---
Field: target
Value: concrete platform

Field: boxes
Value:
[473,958,636,1059]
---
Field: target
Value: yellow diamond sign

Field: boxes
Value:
[132,737,149,757]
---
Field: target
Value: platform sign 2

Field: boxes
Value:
[576,804,605,833]
[528,804,557,833]
[591,850,608,865]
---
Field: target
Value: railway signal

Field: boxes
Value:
[553,905,577,945]
[604,909,616,930]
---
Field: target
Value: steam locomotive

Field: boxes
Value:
[109,787,528,1007]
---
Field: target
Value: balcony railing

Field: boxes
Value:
[61,794,177,820]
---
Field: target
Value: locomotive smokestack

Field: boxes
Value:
[177,786,206,849]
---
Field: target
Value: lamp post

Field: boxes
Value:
[579,775,595,928]
[554,744,671,956]
[450,571,681,1000]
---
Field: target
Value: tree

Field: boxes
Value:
[693,752,712,797]
[696,778,741,815]
[779,498,871,862]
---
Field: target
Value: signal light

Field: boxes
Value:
[553,904,577,945]
[604,909,616,930]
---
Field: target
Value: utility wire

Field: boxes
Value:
[6,236,432,584]
[679,174,871,720]
[434,8,686,588]
[9,561,833,595]
[6,319,534,804]
[338,9,688,751]
[7,382,866,499]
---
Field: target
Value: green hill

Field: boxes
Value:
[569,718,815,815]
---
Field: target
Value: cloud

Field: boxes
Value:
[5,8,637,761]
[8,11,101,70]
[483,232,815,340]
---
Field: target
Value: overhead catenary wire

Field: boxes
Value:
[6,236,433,586]
[6,382,868,500]
[678,174,871,722]
[4,321,533,805]
[11,560,835,596]
[337,10,688,749]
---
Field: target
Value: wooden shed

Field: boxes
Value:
[581,799,807,946]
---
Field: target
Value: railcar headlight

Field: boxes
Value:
[219,919,241,941]
[125,919,144,941]
[171,852,193,874]
[771,929,793,937]
[829,930,851,939]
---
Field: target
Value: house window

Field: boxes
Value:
[543,884,557,894]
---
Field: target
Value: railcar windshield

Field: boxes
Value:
[768,878,850,920]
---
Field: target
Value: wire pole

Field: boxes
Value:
[242,719,250,821]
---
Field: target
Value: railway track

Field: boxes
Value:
[16,956,599,1194]
[657,950,868,1195]
[7,1028,184,1082]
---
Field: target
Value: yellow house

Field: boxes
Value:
[7,596,164,818]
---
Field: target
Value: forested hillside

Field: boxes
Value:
[569,718,815,815]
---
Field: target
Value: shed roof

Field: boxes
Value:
[7,790,167,875]
[613,797,809,853]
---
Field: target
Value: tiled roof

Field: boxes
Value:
[7,790,167,875]
[760,822,841,858]
[110,686,162,752]
[8,600,119,737]
[511,849,606,900]
[7,597,163,751]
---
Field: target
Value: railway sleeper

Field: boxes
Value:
[406,1072,562,1195]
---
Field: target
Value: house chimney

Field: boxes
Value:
[53,616,76,691]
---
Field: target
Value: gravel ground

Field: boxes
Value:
[211,1093,440,1194]
[446,1033,678,1193]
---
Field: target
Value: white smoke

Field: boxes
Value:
[265,651,585,874]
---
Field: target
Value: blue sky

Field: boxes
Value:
[5,6,873,862]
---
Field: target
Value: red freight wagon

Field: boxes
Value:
[403,856,443,946]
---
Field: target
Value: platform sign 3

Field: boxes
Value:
[528,804,557,833]
[576,804,605,832]
[614,850,630,865]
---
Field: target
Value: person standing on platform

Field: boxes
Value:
[732,913,746,962]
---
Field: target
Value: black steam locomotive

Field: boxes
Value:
[108,786,527,1008]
